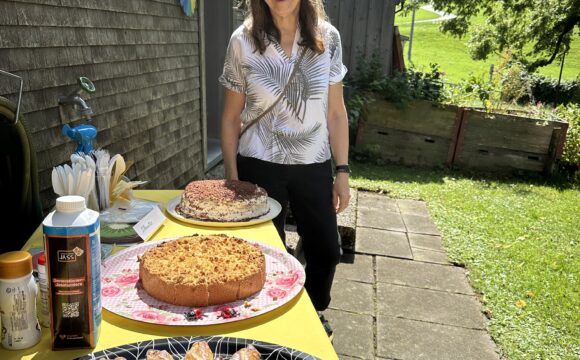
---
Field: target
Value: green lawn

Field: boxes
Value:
[394,8,440,23]
[395,11,580,83]
[350,162,580,359]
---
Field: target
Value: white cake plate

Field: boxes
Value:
[165,196,282,228]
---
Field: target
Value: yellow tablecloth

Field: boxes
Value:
[1,190,337,360]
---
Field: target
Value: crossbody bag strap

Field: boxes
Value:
[239,47,307,139]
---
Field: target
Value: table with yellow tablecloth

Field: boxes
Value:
[1,190,337,360]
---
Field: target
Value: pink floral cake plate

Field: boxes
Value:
[100,238,305,326]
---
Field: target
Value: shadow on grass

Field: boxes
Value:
[351,160,580,192]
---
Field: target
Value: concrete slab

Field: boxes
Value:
[324,308,374,359]
[408,233,445,252]
[413,248,449,265]
[336,254,374,283]
[330,278,375,315]
[376,257,473,295]
[402,214,441,235]
[358,192,399,212]
[357,207,406,231]
[377,316,499,360]
[377,284,486,329]
[396,199,430,216]
[356,227,412,259]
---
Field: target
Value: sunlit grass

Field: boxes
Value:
[395,8,440,24]
[350,162,580,359]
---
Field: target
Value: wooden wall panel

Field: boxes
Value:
[327,0,395,75]
[0,0,204,212]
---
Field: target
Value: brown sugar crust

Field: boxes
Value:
[139,235,266,307]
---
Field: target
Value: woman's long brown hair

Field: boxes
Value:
[241,0,327,55]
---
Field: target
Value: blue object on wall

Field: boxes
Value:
[62,123,97,154]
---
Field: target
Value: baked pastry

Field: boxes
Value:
[185,341,214,360]
[139,235,266,307]
[146,350,174,360]
[176,179,269,222]
[231,345,261,360]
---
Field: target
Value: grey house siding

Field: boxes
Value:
[0,0,204,211]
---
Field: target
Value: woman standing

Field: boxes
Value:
[220,0,350,337]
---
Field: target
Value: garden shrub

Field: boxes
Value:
[446,74,499,110]
[500,62,532,104]
[555,103,580,168]
[346,51,446,107]
[527,75,580,106]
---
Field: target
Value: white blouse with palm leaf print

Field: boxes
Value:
[219,21,347,165]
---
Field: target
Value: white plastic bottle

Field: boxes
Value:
[43,195,101,349]
[36,254,50,328]
[0,251,42,350]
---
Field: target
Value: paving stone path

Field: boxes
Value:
[325,191,499,360]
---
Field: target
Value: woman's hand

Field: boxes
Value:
[333,172,350,214]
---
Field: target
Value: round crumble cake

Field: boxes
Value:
[138,235,266,307]
[176,179,269,222]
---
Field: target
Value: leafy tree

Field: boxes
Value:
[427,0,580,71]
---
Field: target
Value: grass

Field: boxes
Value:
[350,162,580,359]
[394,8,440,23]
[395,10,580,83]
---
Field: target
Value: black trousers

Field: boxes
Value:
[237,155,341,311]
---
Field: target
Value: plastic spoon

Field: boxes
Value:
[56,166,66,193]
[51,168,64,195]
[67,168,74,195]
[72,163,80,194]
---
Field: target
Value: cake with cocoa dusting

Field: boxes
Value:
[176,179,269,222]
[138,235,266,307]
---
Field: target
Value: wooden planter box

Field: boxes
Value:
[356,100,569,174]
[355,99,460,167]
[453,109,568,173]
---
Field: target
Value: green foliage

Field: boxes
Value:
[445,73,498,110]
[528,75,580,105]
[345,93,371,145]
[443,59,514,112]
[499,61,532,104]
[556,103,580,167]
[349,161,580,359]
[397,0,430,17]
[348,52,446,107]
[350,144,386,166]
[430,0,580,71]
[348,51,385,92]
[395,7,439,22]
[442,50,578,112]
